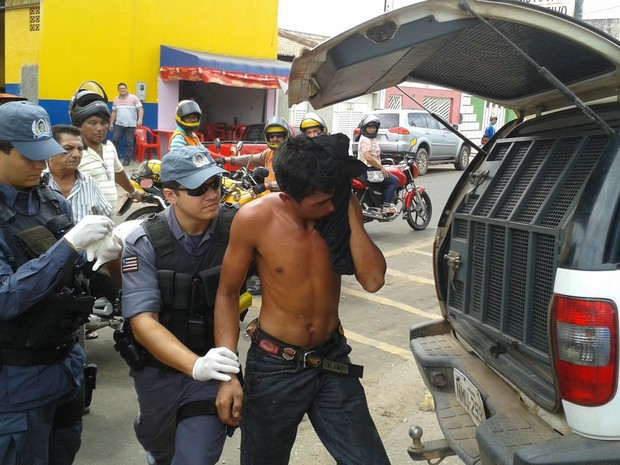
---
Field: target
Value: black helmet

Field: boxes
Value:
[69,80,110,127]
[360,114,380,139]
[175,100,202,132]
[300,112,327,136]
[264,116,291,149]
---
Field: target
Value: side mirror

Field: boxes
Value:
[236,141,244,152]
[140,178,153,189]
[214,138,221,151]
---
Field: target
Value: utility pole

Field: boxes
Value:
[574,0,583,20]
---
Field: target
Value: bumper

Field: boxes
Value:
[409,320,620,465]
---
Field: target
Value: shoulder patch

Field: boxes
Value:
[122,255,139,273]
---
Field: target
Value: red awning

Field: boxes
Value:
[160,46,290,90]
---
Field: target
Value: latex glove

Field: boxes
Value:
[64,215,115,252]
[192,347,240,382]
[91,235,122,271]
[112,220,144,245]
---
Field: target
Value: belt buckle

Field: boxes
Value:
[303,351,320,368]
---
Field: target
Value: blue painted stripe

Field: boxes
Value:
[38,100,158,129]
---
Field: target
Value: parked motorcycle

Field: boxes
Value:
[352,155,432,230]
[119,160,168,221]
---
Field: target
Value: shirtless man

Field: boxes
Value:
[214,135,391,465]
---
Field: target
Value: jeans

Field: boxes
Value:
[361,171,399,206]
[240,332,390,465]
[112,124,136,161]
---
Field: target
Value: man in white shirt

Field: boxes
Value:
[110,83,144,166]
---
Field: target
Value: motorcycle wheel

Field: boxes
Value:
[406,191,432,230]
[125,206,160,221]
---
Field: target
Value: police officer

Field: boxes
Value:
[120,145,240,465]
[0,101,119,465]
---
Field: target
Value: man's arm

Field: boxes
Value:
[114,170,145,201]
[214,207,257,426]
[137,105,144,126]
[347,196,386,292]
[109,109,116,131]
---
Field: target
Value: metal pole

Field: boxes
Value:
[574,0,584,20]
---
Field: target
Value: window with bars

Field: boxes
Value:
[423,97,451,121]
[388,94,402,110]
[30,6,40,32]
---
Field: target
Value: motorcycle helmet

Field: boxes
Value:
[69,80,110,127]
[264,116,291,149]
[136,159,162,188]
[300,112,327,136]
[175,100,202,132]
[359,114,380,139]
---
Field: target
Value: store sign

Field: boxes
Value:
[516,0,576,17]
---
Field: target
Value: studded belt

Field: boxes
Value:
[246,319,364,378]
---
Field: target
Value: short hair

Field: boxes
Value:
[0,140,14,154]
[161,180,182,191]
[273,135,343,203]
[52,124,81,142]
[118,82,127,89]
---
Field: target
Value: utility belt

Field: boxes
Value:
[246,319,364,378]
[0,338,75,366]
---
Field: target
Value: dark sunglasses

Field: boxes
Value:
[177,176,222,196]
[267,132,286,140]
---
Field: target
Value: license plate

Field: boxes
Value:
[454,368,486,426]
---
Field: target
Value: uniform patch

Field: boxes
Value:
[122,255,139,273]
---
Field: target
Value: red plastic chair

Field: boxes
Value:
[134,126,160,162]
[231,125,247,141]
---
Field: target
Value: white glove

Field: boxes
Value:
[64,215,115,252]
[192,347,240,382]
[91,235,123,271]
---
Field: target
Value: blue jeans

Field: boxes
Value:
[361,172,399,206]
[240,331,390,465]
[112,124,136,161]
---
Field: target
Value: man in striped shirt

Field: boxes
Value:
[72,91,145,209]
[45,125,111,222]
[110,83,144,166]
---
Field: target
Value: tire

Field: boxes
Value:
[125,206,160,221]
[415,148,429,176]
[406,191,432,230]
[454,146,470,171]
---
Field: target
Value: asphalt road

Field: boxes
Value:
[75,163,466,465]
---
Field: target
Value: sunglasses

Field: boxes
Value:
[267,132,286,140]
[177,176,222,196]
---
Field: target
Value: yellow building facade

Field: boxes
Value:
[3,0,283,129]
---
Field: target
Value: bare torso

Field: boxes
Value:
[249,194,341,348]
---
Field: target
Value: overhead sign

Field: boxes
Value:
[516,0,576,17]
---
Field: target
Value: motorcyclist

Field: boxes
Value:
[215,115,291,189]
[300,112,328,138]
[357,114,399,214]
[169,100,203,150]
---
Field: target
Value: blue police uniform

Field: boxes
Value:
[0,182,86,465]
[121,205,232,465]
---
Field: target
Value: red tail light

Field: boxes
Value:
[551,295,618,406]
[353,128,360,136]
[388,127,410,135]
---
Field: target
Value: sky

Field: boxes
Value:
[277,0,620,37]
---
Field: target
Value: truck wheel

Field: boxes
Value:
[415,148,429,176]
[454,146,470,171]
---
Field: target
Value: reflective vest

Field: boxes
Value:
[168,129,201,150]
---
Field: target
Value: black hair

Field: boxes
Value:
[0,140,14,154]
[161,180,182,191]
[52,124,81,142]
[273,135,344,203]
[118,82,127,89]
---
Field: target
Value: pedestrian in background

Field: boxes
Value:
[110,82,144,166]
[481,115,497,145]
[0,101,118,465]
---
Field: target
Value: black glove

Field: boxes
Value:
[312,133,358,275]
[252,184,267,195]
[214,157,226,166]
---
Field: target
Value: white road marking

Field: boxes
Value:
[341,287,441,320]
[345,329,412,360]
